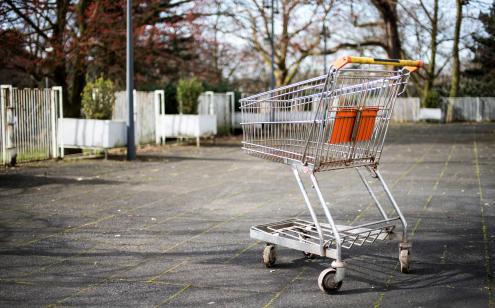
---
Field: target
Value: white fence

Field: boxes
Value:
[59,118,127,150]
[443,97,495,122]
[391,98,420,122]
[113,90,164,145]
[158,114,217,147]
[198,91,235,133]
[1,85,63,165]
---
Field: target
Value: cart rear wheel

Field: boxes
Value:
[262,245,276,268]
[399,248,410,273]
[318,268,343,293]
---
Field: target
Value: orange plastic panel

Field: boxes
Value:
[329,108,357,144]
[355,107,379,142]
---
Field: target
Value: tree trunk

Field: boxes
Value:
[69,0,91,118]
[449,0,462,97]
[422,0,439,106]
[371,0,402,59]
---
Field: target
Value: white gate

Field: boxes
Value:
[0,85,63,165]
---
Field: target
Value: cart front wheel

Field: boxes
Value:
[318,268,343,293]
[262,244,276,268]
[399,248,410,273]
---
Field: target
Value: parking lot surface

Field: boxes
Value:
[0,123,494,307]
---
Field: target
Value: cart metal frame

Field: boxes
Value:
[240,56,423,293]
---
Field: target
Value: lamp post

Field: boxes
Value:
[126,0,136,160]
[322,23,328,74]
[264,0,277,90]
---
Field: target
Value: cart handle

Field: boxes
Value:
[333,56,423,72]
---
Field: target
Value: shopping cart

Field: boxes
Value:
[240,56,423,293]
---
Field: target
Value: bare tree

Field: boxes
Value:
[449,0,465,97]
[369,0,402,59]
[216,0,336,87]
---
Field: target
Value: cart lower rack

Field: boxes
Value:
[240,56,422,293]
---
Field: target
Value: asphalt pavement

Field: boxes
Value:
[0,123,493,307]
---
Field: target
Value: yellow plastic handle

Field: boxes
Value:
[334,56,423,72]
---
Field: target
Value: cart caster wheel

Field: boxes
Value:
[318,268,343,293]
[263,245,276,268]
[303,251,316,259]
[399,248,410,273]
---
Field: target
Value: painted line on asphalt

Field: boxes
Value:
[259,145,434,307]
[45,197,269,307]
[147,260,189,284]
[262,267,307,308]
[19,176,243,247]
[114,277,278,295]
[15,207,201,279]
[156,284,191,307]
[373,144,455,308]
[228,144,431,267]
[223,207,308,264]
[8,153,234,246]
[349,143,435,225]
[473,141,494,307]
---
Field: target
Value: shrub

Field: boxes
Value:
[423,89,441,108]
[81,76,115,119]
[176,77,203,114]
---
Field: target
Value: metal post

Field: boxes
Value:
[309,173,343,261]
[292,167,325,255]
[154,90,165,145]
[375,170,408,241]
[323,23,327,74]
[1,86,7,165]
[270,0,275,90]
[126,0,136,160]
[53,86,64,159]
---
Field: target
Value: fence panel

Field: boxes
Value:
[0,86,62,164]
[12,88,58,163]
[198,92,234,133]
[481,97,495,121]
[114,90,158,145]
[391,97,420,122]
[444,97,495,122]
[0,87,5,164]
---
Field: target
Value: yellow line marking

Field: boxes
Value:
[373,144,455,308]
[224,208,307,264]
[253,148,432,307]
[22,189,211,247]
[46,200,267,307]
[440,244,448,264]
[21,196,162,246]
[0,278,34,286]
[156,284,191,307]
[373,263,399,308]
[349,144,433,226]
[41,143,434,306]
[16,163,244,247]
[411,218,422,237]
[147,261,188,284]
[473,141,494,307]
[109,278,276,295]
[262,267,307,308]
[224,241,260,264]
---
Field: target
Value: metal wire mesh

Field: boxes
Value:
[240,68,410,172]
